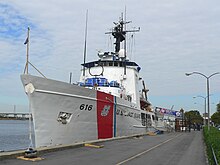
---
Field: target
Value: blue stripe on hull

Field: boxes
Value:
[113,96,117,137]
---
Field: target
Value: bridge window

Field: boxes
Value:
[109,81,120,88]
[127,95,132,102]
[141,113,146,126]
[152,115,155,121]
[102,62,107,66]
[114,62,118,66]
[85,77,109,87]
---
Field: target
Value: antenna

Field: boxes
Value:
[124,7,127,76]
[105,13,140,54]
[83,10,88,77]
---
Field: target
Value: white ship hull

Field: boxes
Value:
[21,74,155,148]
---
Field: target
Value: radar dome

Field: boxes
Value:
[118,49,125,58]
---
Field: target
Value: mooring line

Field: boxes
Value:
[116,133,182,165]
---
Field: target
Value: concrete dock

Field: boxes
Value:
[0,131,208,165]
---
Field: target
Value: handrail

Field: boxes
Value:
[211,145,219,165]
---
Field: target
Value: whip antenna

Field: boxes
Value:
[124,6,127,75]
[83,10,88,77]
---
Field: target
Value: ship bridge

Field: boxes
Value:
[79,16,142,107]
[81,60,139,70]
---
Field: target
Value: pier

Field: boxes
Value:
[0,113,31,120]
[0,131,208,165]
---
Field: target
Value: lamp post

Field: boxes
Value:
[185,71,220,131]
[193,95,207,126]
[180,108,184,132]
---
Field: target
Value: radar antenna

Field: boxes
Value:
[105,14,140,54]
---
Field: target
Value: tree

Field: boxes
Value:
[211,112,220,125]
[185,110,203,124]
[217,102,220,113]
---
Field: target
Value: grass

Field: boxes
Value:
[203,126,220,165]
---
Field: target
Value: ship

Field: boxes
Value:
[21,15,167,148]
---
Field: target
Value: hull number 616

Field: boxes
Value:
[80,104,93,111]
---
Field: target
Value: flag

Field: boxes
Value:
[24,37,29,45]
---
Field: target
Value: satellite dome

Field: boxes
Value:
[118,49,125,58]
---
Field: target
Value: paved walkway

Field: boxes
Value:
[0,131,208,165]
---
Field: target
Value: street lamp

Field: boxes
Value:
[185,71,220,130]
[193,95,207,126]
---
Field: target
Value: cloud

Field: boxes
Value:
[0,4,34,38]
[0,0,220,113]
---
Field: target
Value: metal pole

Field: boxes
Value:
[194,95,206,126]
[185,71,220,131]
[26,27,30,74]
[189,114,191,132]
[69,72,72,84]
[83,10,88,77]
[182,110,184,132]
[207,78,210,131]
[204,97,206,126]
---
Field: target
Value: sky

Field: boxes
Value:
[0,0,220,116]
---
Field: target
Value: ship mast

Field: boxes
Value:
[105,15,140,76]
[24,27,30,74]
[105,15,140,55]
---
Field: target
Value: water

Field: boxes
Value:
[0,120,35,152]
